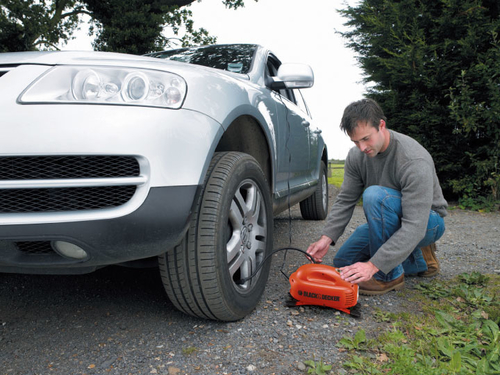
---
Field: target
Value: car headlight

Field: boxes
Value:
[19,66,187,109]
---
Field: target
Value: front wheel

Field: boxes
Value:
[159,152,273,321]
[299,161,329,220]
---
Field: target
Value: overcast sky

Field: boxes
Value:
[63,0,366,159]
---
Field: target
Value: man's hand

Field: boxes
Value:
[306,235,333,263]
[339,261,379,284]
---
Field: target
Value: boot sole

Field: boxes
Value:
[359,281,405,296]
[418,269,439,277]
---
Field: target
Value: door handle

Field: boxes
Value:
[301,120,310,128]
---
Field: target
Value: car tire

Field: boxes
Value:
[299,161,329,220]
[158,152,273,321]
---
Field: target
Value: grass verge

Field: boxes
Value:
[331,272,500,374]
[328,163,344,188]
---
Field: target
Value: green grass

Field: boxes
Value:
[329,272,500,375]
[328,163,344,188]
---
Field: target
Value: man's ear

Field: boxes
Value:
[379,119,386,130]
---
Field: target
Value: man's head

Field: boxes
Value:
[340,98,386,134]
[340,99,390,157]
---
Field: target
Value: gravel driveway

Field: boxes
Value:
[1,186,499,375]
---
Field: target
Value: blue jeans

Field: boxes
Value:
[333,186,445,282]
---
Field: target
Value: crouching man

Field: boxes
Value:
[307,98,448,295]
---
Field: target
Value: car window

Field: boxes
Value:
[148,44,257,74]
[266,54,296,103]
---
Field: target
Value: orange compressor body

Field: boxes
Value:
[289,263,359,315]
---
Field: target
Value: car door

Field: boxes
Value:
[294,88,320,178]
[266,55,311,197]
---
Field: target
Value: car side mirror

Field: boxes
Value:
[270,63,314,90]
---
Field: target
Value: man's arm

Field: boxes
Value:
[306,235,332,263]
[307,150,365,262]
[307,238,379,283]
[320,151,365,243]
[339,261,379,283]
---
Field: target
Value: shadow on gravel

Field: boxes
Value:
[0,265,173,317]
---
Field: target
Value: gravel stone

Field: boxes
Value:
[1,186,499,374]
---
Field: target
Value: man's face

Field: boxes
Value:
[348,120,390,157]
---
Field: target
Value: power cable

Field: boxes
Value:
[236,246,316,285]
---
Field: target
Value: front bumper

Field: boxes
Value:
[0,185,199,274]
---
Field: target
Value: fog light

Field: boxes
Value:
[53,241,88,260]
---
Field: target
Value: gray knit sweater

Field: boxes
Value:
[321,130,448,273]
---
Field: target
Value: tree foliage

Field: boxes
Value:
[339,0,500,206]
[85,0,217,54]
[0,0,84,51]
[0,0,252,53]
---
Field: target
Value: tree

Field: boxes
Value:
[0,0,84,51]
[85,0,215,54]
[0,0,253,53]
[339,0,500,207]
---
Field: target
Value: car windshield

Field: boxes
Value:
[149,44,257,74]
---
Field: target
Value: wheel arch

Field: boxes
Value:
[321,144,328,173]
[215,115,273,190]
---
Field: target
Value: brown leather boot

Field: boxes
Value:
[419,243,439,277]
[358,274,405,296]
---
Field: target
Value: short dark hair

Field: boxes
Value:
[340,98,387,134]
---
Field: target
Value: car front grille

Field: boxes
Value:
[15,241,54,255]
[0,155,140,180]
[0,186,137,213]
[0,156,141,214]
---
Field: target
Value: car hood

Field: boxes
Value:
[0,51,250,81]
[0,50,169,66]
[1,51,148,65]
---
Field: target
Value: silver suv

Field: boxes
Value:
[0,44,328,321]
